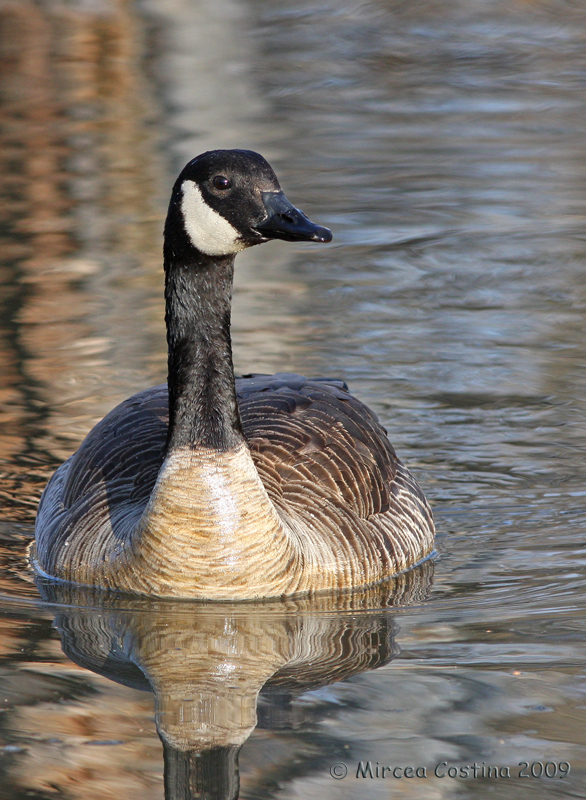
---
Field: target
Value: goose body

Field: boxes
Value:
[34,150,434,599]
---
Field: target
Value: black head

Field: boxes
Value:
[168,149,332,257]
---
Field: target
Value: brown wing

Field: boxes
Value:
[236,373,398,520]
[238,374,433,575]
[58,385,169,512]
[35,385,170,574]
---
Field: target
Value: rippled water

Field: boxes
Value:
[1,0,586,798]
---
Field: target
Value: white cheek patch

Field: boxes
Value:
[181,180,247,256]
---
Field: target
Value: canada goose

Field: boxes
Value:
[33,149,434,599]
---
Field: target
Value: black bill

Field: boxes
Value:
[255,191,332,243]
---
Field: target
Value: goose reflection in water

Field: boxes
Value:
[37,562,433,800]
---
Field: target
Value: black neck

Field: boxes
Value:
[163,210,244,452]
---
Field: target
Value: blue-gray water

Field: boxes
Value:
[0,1,585,798]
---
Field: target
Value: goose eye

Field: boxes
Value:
[212,175,232,190]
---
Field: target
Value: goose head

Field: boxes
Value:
[166,149,332,258]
